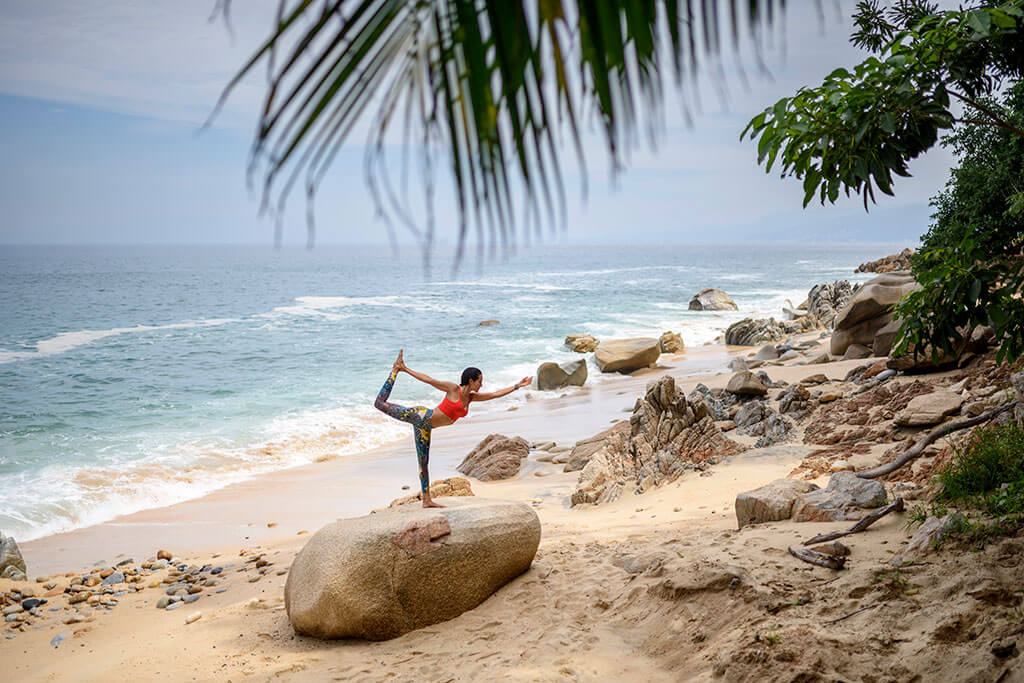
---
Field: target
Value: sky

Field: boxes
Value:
[0,1,960,248]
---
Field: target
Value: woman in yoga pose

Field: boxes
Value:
[374,350,532,508]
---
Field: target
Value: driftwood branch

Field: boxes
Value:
[824,602,882,625]
[857,402,1019,480]
[803,498,905,546]
[788,546,846,570]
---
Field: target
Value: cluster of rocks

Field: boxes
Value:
[541,331,684,391]
[725,280,856,347]
[804,280,858,329]
[855,248,914,273]
[735,471,888,528]
[284,498,540,640]
[571,376,745,505]
[388,477,474,507]
[456,434,530,481]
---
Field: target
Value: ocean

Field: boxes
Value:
[0,243,893,541]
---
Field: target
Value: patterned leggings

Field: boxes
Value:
[373,367,433,494]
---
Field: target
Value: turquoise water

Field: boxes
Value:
[0,244,890,540]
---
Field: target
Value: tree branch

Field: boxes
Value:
[949,90,1024,140]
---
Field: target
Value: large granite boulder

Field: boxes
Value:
[894,391,964,427]
[564,421,629,472]
[388,477,474,507]
[285,498,540,640]
[735,479,820,528]
[659,331,685,353]
[594,338,660,373]
[456,434,530,480]
[0,532,26,581]
[791,472,888,522]
[536,359,587,391]
[572,376,744,505]
[726,371,768,396]
[725,318,788,346]
[689,288,738,311]
[831,272,919,356]
[564,334,599,353]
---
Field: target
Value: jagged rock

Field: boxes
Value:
[594,338,661,373]
[572,376,744,505]
[778,384,814,419]
[688,383,738,422]
[563,421,629,472]
[791,472,888,522]
[806,280,857,329]
[285,499,540,640]
[564,334,599,353]
[536,359,587,390]
[659,331,685,353]
[735,479,820,528]
[688,288,738,311]
[726,318,788,346]
[754,414,793,448]
[756,370,785,389]
[388,478,474,507]
[856,248,914,273]
[0,533,26,582]
[456,435,530,481]
[831,272,919,356]
[894,391,964,427]
[726,371,767,396]
[891,514,964,565]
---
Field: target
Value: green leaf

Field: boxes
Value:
[879,112,896,134]
[967,10,992,36]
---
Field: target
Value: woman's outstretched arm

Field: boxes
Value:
[472,376,532,402]
[401,365,459,394]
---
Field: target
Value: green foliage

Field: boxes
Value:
[893,235,1024,363]
[938,421,1024,512]
[743,0,1024,209]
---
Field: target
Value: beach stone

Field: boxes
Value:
[856,249,914,274]
[564,334,599,353]
[735,479,820,528]
[728,358,749,372]
[477,319,499,326]
[830,273,919,356]
[754,345,780,361]
[572,376,744,505]
[185,611,202,624]
[156,550,172,561]
[872,320,900,357]
[791,472,888,522]
[726,371,767,396]
[659,331,685,353]
[778,349,801,362]
[891,514,964,565]
[688,288,737,311]
[594,338,660,373]
[284,498,540,640]
[184,594,200,604]
[166,601,183,611]
[456,434,530,481]
[100,572,124,586]
[0,533,26,581]
[563,421,630,472]
[830,460,855,472]
[887,344,959,373]
[842,344,872,360]
[894,391,963,427]
[535,359,587,391]
[810,541,851,557]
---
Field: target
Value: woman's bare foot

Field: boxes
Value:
[421,495,445,508]
[393,349,405,374]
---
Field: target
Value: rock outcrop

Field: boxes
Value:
[806,280,857,329]
[0,532,26,581]
[285,498,540,640]
[688,384,739,421]
[572,376,744,505]
[777,384,814,419]
[456,434,530,481]
[563,421,629,472]
[735,479,820,528]
[564,334,599,353]
[894,391,964,427]
[725,318,788,346]
[659,331,685,353]
[733,400,793,447]
[856,248,914,273]
[688,288,738,311]
[830,272,919,357]
[594,338,661,373]
[791,472,888,522]
[388,477,474,507]
[536,359,587,390]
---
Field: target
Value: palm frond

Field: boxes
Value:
[214,0,788,265]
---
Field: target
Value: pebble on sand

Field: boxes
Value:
[185,611,201,625]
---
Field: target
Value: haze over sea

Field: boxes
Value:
[0,243,896,541]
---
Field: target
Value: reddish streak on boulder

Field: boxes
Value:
[392,517,452,556]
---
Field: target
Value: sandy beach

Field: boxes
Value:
[3,336,1023,682]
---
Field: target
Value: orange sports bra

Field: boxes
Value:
[436,395,469,421]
